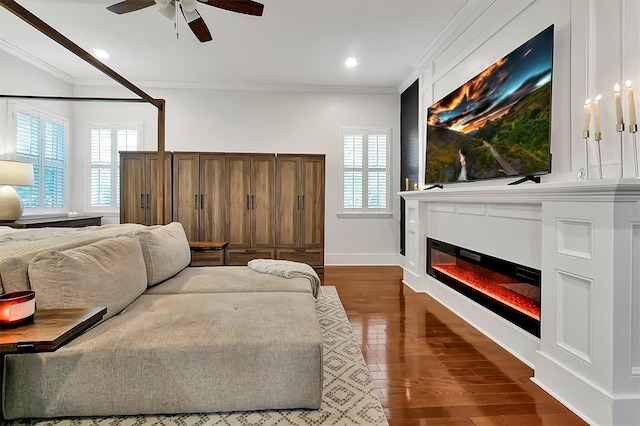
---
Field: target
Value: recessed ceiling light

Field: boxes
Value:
[92,49,109,59]
[345,57,357,68]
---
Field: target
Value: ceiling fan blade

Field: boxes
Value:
[198,0,264,16]
[181,6,213,42]
[107,0,156,14]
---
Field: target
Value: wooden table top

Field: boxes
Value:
[0,307,106,353]
[189,241,229,250]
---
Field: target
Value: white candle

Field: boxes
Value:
[614,83,624,125]
[627,80,637,128]
[584,99,591,133]
[594,94,602,135]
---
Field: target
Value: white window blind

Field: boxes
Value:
[89,125,139,210]
[339,128,391,216]
[14,108,66,210]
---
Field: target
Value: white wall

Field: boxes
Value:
[0,46,401,264]
[0,49,73,159]
[418,0,574,186]
[417,0,640,187]
[68,85,402,264]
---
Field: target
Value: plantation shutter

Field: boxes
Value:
[89,125,139,210]
[43,120,65,208]
[367,131,388,209]
[343,132,363,209]
[14,108,66,210]
[15,112,40,208]
[340,128,391,216]
[90,128,113,208]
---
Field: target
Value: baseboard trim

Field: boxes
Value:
[533,351,640,426]
[325,252,403,266]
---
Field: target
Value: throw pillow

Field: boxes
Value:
[28,234,147,320]
[136,222,191,286]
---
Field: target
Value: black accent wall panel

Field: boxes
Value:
[400,79,419,256]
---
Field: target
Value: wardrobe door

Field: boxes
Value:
[145,153,172,225]
[250,155,276,248]
[225,155,251,248]
[120,153,146,225]
[300,156,325,248]
[275,156,300,247]
[173,154,200,241]
[199,154,226,242]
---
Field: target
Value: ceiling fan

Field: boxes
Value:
[106,0,264,43]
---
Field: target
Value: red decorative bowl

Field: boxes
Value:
[0,290,35,327]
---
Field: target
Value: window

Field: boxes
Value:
[339,128,391,216]
[89,125,140,210]
[14,107,67,210]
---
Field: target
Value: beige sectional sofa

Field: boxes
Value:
[1,222,323,420]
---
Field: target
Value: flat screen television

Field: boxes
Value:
[425,25,554,185]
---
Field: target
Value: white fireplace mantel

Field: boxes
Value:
[400,178,640,426]
[400,178,640,203]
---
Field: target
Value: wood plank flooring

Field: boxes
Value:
[322,265,587,426]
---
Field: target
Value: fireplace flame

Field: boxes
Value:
[433,264,540,320]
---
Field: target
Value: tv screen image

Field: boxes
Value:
[425,25,554,185]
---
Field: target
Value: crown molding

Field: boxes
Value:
[398,70,420,94]
[413,0,496,72]
[0,39,74,85]
[72,78,402,95]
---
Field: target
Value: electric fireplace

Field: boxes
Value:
[427,238,541,337]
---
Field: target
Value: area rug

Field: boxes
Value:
[8,286,388,426]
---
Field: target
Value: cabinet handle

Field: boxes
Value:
[246,195,250,210]
[297,195,300,211]
[251,195,255,210]
[200,194,204,209]
[146,194,150,210]
[195,194,199,209]
[141,194,145,209]
[301,195,305,210]
[245,249,256,254]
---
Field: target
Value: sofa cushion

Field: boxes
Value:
[0,223,147,294]
[145,266,314,295]
[28,234,147,321]
[3,292,323,419]
[136,222,191,286]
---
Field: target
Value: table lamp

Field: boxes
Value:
[0,160,34,222]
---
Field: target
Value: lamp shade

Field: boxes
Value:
[0,160,34,186]
[0,160,33,222]
[158,2,176,19]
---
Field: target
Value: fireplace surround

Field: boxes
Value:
[400,180,640,426]
[426,238,541,337]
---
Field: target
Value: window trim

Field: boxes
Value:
[338,127,393,218]
[87,123,142,213]
[11,103,68,214]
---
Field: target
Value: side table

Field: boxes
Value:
[189,241,229,266]
[0,307,106,420]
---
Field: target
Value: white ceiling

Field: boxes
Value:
[0,0,468,92]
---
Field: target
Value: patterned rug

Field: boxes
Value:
[8,286,388,426]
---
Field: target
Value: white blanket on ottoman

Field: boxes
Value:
[247,259,320,298]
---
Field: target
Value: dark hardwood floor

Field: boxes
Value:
[322,266,587,426]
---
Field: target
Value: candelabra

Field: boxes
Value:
[583,130,590,180]
[631,124,639,177]
[617,123,625,178]
[594,130,603,178]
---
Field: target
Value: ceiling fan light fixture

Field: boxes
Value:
[181,7,199,23]
[92,49,109,59]
[181,0,197,13]
[154,0,171,6]
[158,3,176,19]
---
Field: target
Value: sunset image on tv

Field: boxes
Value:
[425,25,553,184]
